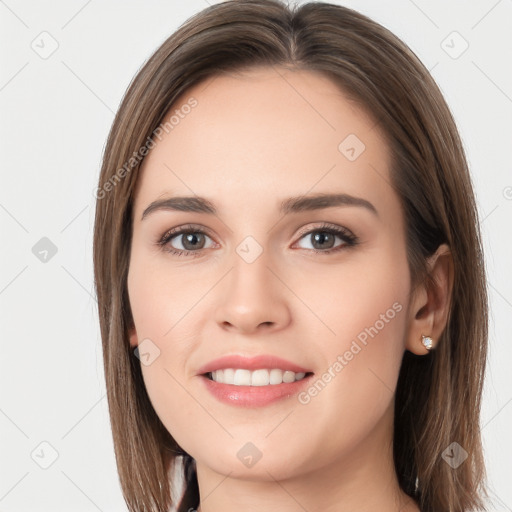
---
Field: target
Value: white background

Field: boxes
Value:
[0,1,511,510]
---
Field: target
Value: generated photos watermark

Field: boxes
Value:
[95,97,198,200]
[298,301,403,404]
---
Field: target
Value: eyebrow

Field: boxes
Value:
[141,192,378,221]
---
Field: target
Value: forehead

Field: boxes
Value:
[133,66,394,217]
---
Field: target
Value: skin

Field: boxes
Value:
[127,66,453,512]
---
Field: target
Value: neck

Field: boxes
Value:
[192,402,420,512]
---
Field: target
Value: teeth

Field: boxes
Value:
[209,368,307,386]
[269,368,283,385]
[251,369,269,386]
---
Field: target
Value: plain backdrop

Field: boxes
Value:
[1,1,511,510]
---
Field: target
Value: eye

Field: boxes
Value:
[157,222,358,257]
[294,223,358,254]
[157,224,215,257]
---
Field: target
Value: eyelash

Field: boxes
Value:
[156,222,359,257]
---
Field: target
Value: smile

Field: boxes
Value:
[207,368,308,386]
[198,354,314,407]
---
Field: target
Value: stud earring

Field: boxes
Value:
[421,335,433,350]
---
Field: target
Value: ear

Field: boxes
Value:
[405,243,454,354]
[127,321,139,349]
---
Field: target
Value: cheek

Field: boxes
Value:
[292,242,409,353]
[287,248,409,431]
[127,259,213,446]
[127,249,207,350]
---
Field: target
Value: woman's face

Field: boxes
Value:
[127,67,415,481]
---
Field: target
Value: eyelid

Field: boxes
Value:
[158,223,216,244]
[159,222,352,242]
[294,221,353,239]
[157,221,358,254]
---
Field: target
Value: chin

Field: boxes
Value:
[193,439,314,482]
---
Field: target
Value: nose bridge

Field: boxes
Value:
[231,240,271,297]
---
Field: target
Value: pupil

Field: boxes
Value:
[183,233,203,250]
[313,232,333,249]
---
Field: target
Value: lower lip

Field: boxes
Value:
[200,374,313,407]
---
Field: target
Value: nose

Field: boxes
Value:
[214,249,292,334]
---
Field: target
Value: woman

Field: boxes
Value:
[93,1,489,511]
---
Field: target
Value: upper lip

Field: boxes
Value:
[197,354,312,375]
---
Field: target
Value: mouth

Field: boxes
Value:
[204,368,313,386]
[200,370,314,407]
[197,354,315,407]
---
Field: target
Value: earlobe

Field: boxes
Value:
[127,323,139,348]
[405,243,454,355]
[420,335,433,351]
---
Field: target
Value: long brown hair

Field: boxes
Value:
[93,1,489,511]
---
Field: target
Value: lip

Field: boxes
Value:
[197,354,314,407]
[200,373,314,407]
[197,354,311,375]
